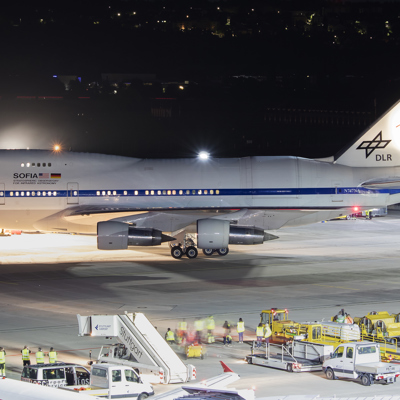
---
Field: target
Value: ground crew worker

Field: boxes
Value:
[206,316,215,343]
[48,347,57,363]
[256,323,264,348]
[345,313,353,324]
[237,318,245,343]
[21,345,31,366]
[366,210,370,219]
[165,328,175,344]
[224,333,232,346]
[36,347,45,364]
[0,347,6,377]
[264,323,272,349]
[177,320,188,343]
[194,318,204,343]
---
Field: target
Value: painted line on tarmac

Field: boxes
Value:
[312,283,359,291]
[0,281,18,285]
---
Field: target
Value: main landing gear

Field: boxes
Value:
[170,234,229,260]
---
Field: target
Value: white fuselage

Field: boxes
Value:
[0,150,398,233]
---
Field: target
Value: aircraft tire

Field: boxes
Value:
[186,246,198,259]
[202,248,214,256]
[217,248,229,256]
[171,246,183,259]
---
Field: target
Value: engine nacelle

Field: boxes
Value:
[229,226,266,245]
[197,219,278,249]
[197,219,230,249]
[97,221,172,250]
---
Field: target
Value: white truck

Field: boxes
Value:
[323,341,400,386]
[62,363,154,399]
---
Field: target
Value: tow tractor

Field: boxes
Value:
[246,340,333,372]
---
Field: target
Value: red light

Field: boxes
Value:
[353,206,359,212]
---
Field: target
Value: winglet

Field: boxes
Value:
[220,361,234,373]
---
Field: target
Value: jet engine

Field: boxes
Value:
[97,221,174,250]
[197,219,277,249]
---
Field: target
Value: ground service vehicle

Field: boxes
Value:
[260,308,360,346]
[62,363,154,398]
[77,312,196,384]
[323,342,400,386]
[21,363,90,388]
[246,340,333,372]
[353,311,400,341]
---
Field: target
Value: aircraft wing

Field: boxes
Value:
[0,377,101,400]
[360,177,400,189]
[33,205,345,234]
[151,362,242,400]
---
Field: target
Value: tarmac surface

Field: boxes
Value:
[1,213,400,397]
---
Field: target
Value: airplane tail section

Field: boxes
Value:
[335,99,400,167]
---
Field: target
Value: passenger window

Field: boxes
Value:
[43,163,46,167]
[124,369,139,383]
[112,370,122,382]
[48,163,51,167]
[37,163,41,167]
[346,347,353,358]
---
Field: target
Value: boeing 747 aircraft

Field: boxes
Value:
[1,100,400,259]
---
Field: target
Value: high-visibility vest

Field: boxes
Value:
[237,321,245,333]
[49,351,57,363]
[264,324,272,338]
[166,331,175,341]
[22,349,30,361]
[206,317,215,330]
[178,321,187,331]
[337,315,345,323]
[256,326,264,337]
[36,351,44,364]
[0,351,5,363]
[194,320,204,331]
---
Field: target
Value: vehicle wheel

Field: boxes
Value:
[202,248,214,256]
[287,363,293,373]
[325,368,335,380]
[247,357,252,364]
[171,246,183,259]
[186,246,198,259]
[138,394,148,400]
[361,374,371,386]
[217,248,229,256]
[346,215,351,220]
[201,354,204,360]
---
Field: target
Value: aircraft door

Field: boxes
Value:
[67,182,79,204]
[0,183,4,205]
[331,181,343,203]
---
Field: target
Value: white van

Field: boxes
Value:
[21,362,90,387]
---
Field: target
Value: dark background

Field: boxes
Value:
[0,0,399,159]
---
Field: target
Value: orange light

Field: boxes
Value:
[53,144,61,152]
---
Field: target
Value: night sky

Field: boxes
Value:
[0,0,399,159]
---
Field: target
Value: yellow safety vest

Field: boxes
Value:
[237,321,245,333]
[0,351,5,363]
[256,326,264,337]
[178,321,187,331]
[36,351,44,364]
[49,351,57,363]
[264,325,272,338]
[194,320,204,331]
[22,349,30,360]
[206,318,215,330]
[166,331,175,341]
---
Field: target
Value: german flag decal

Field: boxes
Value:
[51,173,61,179]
